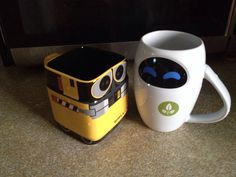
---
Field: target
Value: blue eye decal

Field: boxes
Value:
[139,57,187,88]
[143,66,157,77]
[163,71,181,80]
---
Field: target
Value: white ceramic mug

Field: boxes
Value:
[134,30,231,132]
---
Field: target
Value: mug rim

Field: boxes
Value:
[141,30,203,51]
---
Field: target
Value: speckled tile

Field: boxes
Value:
[0,59,236,177]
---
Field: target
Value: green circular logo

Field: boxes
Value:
[158,101,179,116]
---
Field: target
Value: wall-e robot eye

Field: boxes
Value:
[113,62,127,83]
[91,70,112,98]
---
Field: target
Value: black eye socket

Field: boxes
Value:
[139,57,187,88]
[91,72,112,99]
[115,65,124,80]
[99,76,111,91]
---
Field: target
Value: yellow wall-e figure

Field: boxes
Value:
[44,47,128,144]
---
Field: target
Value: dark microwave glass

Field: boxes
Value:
[234,23,236,34]
[0,0,232,48]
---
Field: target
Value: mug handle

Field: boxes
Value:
[187,64,231,123]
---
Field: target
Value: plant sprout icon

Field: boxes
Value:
[158,101,179,116]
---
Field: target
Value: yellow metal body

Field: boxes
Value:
[44,47,128,142]
[48,88,128,141]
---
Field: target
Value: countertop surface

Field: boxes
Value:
[0,59,236,177]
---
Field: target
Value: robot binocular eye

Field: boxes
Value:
[99,75,111,91]
[91,70,112,99]
[113,62,127,83]
[116,65,124,80]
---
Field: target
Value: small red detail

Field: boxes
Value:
[51,95,57,102]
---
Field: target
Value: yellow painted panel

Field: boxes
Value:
[61,76,79,100]
[47,88,128,141]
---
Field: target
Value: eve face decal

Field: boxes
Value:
[139,57,187,88]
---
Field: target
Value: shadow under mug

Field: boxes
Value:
[134,30,231,132]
